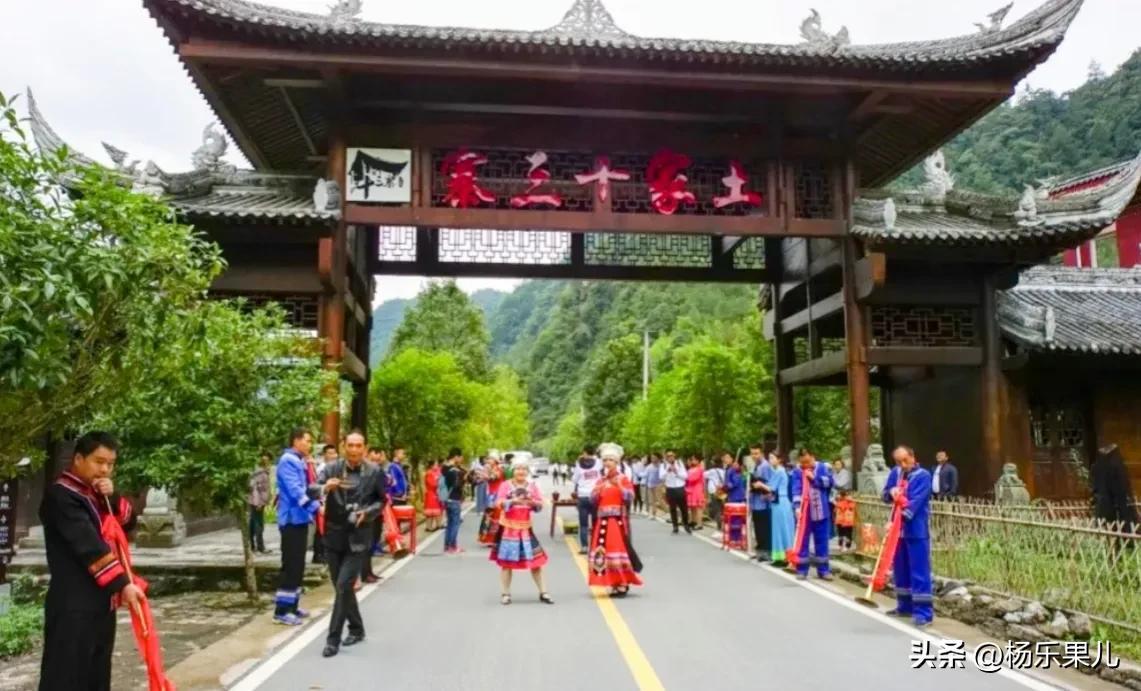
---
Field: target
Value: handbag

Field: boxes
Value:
[436,470,451,503]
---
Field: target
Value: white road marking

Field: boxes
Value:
[682,523,1064,691]
[228,505,473,691]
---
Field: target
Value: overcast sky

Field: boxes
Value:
[2,0,1137,304]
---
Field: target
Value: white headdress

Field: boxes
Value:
[487,449,501,461]
[598,442,624,460]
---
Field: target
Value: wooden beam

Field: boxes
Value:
[340,345,367,383]
[359,99,759,125]
[783,291,845,335]
[264,78,324,89]
[778,349,848,387]
[343,289,368,328]
[848,91,889,122]
[180,40,1018,99]
[861,283,981,306]
[1001,351,1030,371]
[866,346,983,367]
[345,204,837,238]
[372,260,769,284]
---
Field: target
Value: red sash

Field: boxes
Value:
[872,478,909,591]
[787,476,811,565]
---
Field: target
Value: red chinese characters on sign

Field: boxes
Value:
[574,156,631,203]
[713,161,763,209]
[510,151,563,208]
[441,149,496,208]
[646,149,696,215]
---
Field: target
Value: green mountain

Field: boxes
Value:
[469,288,508,322]
[369,298,411,365]
[896,50,1141,193]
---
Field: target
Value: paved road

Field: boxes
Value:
[233,478,1056,691]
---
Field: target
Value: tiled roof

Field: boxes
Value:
[998,266,1141,355]
[170,187,336,223]
[852,151,1141,247]
[146,0,1081,71]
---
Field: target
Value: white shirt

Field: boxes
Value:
[572,458,603,496]
[663,461,687,488]
[705,467,725,494]
[932,465,941,494]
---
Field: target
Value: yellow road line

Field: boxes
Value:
[561,529,666,691]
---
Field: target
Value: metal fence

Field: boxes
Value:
[853,495,1141,630]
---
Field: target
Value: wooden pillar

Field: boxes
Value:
[321,132,348,445]
[766,236,795,453]
[880,385,894,453]
[980,272,1010,492]
[838,160,870,465]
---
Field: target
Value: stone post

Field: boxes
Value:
[135,487,186,548]
[993,463,1031,505]
[857,443,890,496]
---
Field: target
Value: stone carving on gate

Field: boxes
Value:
[919,150,955,202]
[135,487,187,548]
[1015,184,1042,225]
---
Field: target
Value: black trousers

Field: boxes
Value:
[361,520,381,579]
[326,548,366,646]
[249,506,266,552]
[39,607,116,691]
[666,487,689,531]
[752,508,772,556]
[277,523,309,615]
[311,523,326,563]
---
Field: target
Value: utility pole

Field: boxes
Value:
[642,329,650,400]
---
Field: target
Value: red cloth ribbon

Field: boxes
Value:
[382,503,408,557]
[871,479,910,591]
[787,477,811,566]
[100,509,175,691]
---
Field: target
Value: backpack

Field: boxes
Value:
[437,468,452,503]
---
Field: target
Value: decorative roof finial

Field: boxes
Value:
[883,197,897,231]
[975,2,1013,34]
[546,0,630,40]
[102,143,139,177]
[133,161,167,198]
[1015,184,1041,225]
[328,0,363,29]
[799,9,849,52]
[920,150,955,201]
[191,122,238,182]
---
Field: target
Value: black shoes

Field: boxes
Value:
[342,633,365,647]
[322,645,338,658]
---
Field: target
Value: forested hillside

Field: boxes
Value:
[896,50,1141,193]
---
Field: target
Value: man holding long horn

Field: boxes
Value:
[789,448,834,581]
[38,431,147,690]
[882,445,934,628]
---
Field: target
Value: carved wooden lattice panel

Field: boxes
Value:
[585,233,711,267]
[870,306,978,347]
[430,149,594,212]
[794,161,833,219]
[732,237,766,269]
[377,226,417,262]
[438,229,571,265]
[211,292,320,330]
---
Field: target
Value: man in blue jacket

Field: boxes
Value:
[883,445,934,627]
[274,427,320,625]
[790,448,834,580]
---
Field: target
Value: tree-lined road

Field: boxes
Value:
[231,479,1055,691]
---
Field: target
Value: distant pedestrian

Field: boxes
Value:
[490,460,553,605]
[832,458,852,493]
[645,454,664,519]
[631,457,647,514]
[442,448,467,554]
[662,451,690,534]
[767,450,793,568]
[38,431,144,691]
[311,444,338,565]
[835,490,856,551]
[685,456,706,530]
[248,452,272,554]
[748,444,774,562]
[470,456,489,512]
[705,456,727,527]
[1091,444,1138,531]
[478,454,506,546]
[387,447,410,505]
[931,450,958,500]
[571,446,602,554]
[423,460,444,532]
[316,430,387,657]
[274,428,320,625]
[723,454,747,546]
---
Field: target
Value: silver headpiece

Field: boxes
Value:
[598,443,624,460]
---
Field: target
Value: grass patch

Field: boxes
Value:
[0,604,44,659]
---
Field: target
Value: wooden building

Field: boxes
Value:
[24,0,1141,500]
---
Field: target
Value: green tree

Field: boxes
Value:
[460,365,531,457]
[388,280,491,381]
[99,301,333,596]
[0,92,222,474]
[368,348,474,463]
[582,334,643,443]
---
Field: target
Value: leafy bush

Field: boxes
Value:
[10,573,47,606]
[0,604,43,658]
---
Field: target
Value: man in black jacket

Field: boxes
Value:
[931,450,959,500]
[313,430,387,658]
[39,431,145,691]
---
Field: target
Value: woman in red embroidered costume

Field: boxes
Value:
[478,454,506,545]
[489,461,553,605]
[588,443,643,597]
[423,460,443,532]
